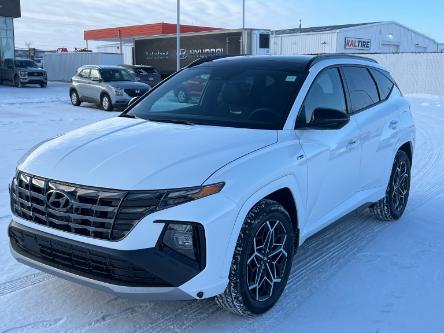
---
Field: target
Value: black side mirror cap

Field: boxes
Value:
[304,108,350,130]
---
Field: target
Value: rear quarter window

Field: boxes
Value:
[343,66,379,112]
[369,68,395,101]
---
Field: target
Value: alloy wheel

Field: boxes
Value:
[246,220,289,302]
[391,160,409,213]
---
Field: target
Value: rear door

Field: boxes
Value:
[74,68,91,100]
[342,66,399,191]
[298,67,362,232]
[88,68,103,103]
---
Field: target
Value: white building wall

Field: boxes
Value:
[271,32,337,55]
[367,53,444,95]
[96,43,134,65]
[336,22,438,53]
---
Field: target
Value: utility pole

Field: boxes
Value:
[242,0,245,29]
[176,0,181,72]
[241,0,245,55]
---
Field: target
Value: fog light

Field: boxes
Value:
[158,222,206,266]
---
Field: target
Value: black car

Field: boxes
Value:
[0,58,47,88]
[119,64,162,86]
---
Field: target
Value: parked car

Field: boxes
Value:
[0,58,47,88]
[9,55,415,316]
[69,65,150,111]
[120,64,162,86]
[174,74,208,103]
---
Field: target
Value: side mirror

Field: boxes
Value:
[128,97,139,107]
[308,108,350,130]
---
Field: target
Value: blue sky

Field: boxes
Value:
[14,0,444,49]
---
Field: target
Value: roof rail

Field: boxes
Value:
[309,54,378,68]
[186,55,230,68]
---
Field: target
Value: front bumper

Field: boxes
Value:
[20,77,47,84]
[8,220,200,299]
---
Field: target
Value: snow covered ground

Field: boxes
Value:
[1,84,444,333]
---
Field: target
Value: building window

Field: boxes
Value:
[259,34,270,49]
[0,17,15,62]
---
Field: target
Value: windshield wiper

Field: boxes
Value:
[148,118,196,125]
[120,113,138,119]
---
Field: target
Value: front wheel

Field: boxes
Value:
[101,94,113,111]
[370,150,411,220]
[215,199,294,316]
[14,76,22,88]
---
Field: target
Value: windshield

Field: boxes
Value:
[100,68,134,82]
[128,65,304,130]
[15,60,38,68]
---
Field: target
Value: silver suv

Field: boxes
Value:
[70,65,150,111]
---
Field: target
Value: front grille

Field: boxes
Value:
[28,72,44,77]
[124,88,147,97]
[9,225,171,287]
[10,172,149,241]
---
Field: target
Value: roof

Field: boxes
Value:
[84,23,223,42]
[273,22,380,35]
[188,55,378,71]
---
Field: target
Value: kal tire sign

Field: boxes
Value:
[344,37,371,50]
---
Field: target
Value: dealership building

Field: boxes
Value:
[0,0,20,62]
[85,21,441,75]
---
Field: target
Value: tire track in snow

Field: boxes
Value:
[0,272,54,297]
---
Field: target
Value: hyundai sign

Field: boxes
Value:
[0,0,21,18]
[344,37,371,50]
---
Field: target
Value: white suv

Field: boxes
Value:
[9,55,415,315]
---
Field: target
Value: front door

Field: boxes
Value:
[297,67,362,233]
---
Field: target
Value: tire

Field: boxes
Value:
[70,90,81,106]
[14,76,22,88]
[101,94,113,111]
[370,150,411,221]
[40,83,47,88]
[215,199,294,316]
[176,88,188,103]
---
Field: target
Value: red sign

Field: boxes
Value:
[344,37,371,50]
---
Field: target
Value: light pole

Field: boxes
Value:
[176,0,181,72]
[242,0,245,29]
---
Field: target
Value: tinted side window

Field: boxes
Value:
[369,68,394,101]
[303,67,346,123]
[343,66,379,112]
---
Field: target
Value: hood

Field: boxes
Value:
[21,67,46,72]
[19,118,277,190]
[106,81,150,89]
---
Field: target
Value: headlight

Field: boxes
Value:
[111,183,224,240]
[19,71,27,77]
[112,87,125,96]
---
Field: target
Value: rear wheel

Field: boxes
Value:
[101,94,113,111]
[40,83,47,88]
[70,90,81,106]
[370,150,411,221]
[215,199,294,316]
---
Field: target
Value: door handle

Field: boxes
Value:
[347,138,360,149]
[389,120,399,130]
